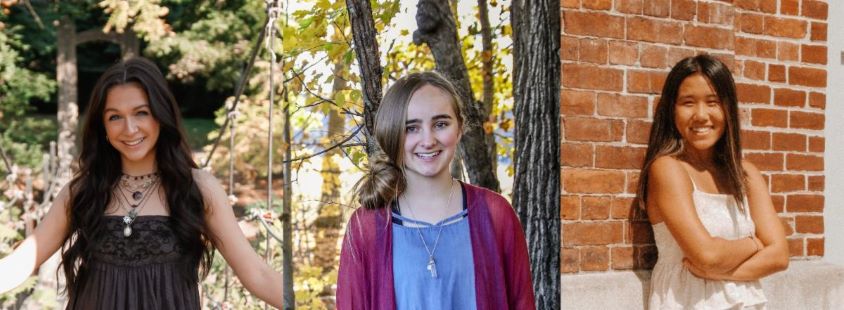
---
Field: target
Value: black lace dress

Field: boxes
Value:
[66,216,201,309]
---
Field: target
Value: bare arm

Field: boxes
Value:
[194,170,283,309]
[0,185,70,293]
[685,161,789,281]
[648,156,759,272]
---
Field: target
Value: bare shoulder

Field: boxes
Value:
[741,160,762,177]
[648,155,688,183]
[191,168,222,190]
[650,155,683,172]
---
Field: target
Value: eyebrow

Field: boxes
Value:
[405,114,454,124]
[104,104,151,113]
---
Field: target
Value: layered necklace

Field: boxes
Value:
[116,172,160,237]
[401,179,455,279]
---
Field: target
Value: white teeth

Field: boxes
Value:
[124,138,144,146]
[691,127,711,133]
[416,151,440,159]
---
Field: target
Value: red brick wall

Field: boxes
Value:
[561,0,828,273]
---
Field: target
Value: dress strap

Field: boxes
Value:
[683,167,699,192]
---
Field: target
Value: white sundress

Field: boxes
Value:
[648,176,767,310]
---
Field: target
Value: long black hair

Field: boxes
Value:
[636,54,746,211]
[61,57,214,295]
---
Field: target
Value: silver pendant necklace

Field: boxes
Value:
[401,179,455,279]
[115,175,159,237]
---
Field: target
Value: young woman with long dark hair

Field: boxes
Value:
[0,57,283,309]
[638,55,788,309]
[336,72,534,309]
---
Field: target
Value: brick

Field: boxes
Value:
[626,17,684,45]
[751,108,786,127]
[626,221,654,244]
[611,197,638,220]
[772,194,785,212]
[561,247,579,273]
[579,38,608,64]
[811,22,827,42]
[611,246,635,270]
[564,117,624,142]
[801,44,827,65]
[697,2,734,26]
[763,16,807,39]
[745,152,784,171]
[581,246,610,271]
[562,0,579,8]
[807,238,824,256]
[738,13,764,34]
[561,89,596,116]
[640,44,668,68]
[768,64,786,82]
[562,195,580,220]
[563,222,624,245]
[780,0,798,15]
[781,217,795,236]
[616,0,642,14]
[802,1,828,20]
[627,70,667,94]
[788,67,826,87]
[795,216,823,234]
[564,168,626,194]
[788,238,804,256]
[786,153,823,171]
[582,0,611,10]
[741,130,770,150]
[770,174,804,192]
[787,194,824,212]
[667,47,695,65]
[736,37,777,59]
[808,92,825,109]
[563,64,624,91]
[643,0,670,17]
[777,41,799,61]
[772,132,806,152]
[608,40,638,65]
[742,60,766,81]
[808,175,824,191]
[773,88,805,107]
[562,36,578,60]
[808,136,824,152]
[627,120,652,145]
[626,171,639,194]
[564,11,625,39]
[596,146,646,169]
[735,0,777,13]
[736,83,771,104]
[670,0,696,20]
[790,111,824,130]
[684,25,734,50]
[562,142,593,167]
[582,196,611,220]
[597,93,648,118]
[709,53,736,72]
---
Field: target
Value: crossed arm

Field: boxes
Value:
[648,157,789,281]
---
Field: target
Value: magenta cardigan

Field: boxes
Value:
[336,183,536,309]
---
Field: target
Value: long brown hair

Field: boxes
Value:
[62,57,214,295]
[354,71,465,209]
[636,54,746,210]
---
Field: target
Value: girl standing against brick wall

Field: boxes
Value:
[637,55,789,309]
[336,72,534,309]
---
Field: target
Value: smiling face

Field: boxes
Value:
[674,73,726,158]
[402,84,462,180]
[103,83,160,171]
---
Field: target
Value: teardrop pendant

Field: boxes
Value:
[123,225,132,237]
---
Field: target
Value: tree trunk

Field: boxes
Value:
[511,0,561,309]
[313,62,346,270]
[478,0,498,174]
[413,0,500,192]
[345,0,383,156]
[56,16,77,185]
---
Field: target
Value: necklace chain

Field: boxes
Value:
[401,179,456,278]
[116,175,159,237]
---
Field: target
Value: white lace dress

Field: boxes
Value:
[648,179,767,309]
